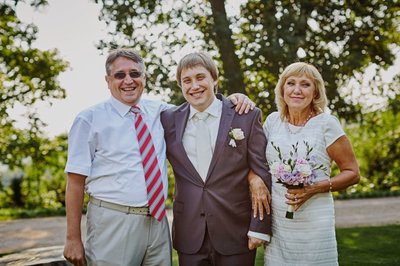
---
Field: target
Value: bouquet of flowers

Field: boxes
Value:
[269,141,327,219]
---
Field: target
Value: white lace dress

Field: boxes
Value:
[263,112,344,266]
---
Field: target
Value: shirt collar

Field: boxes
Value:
[188,97,222,120]
[109,96,141,117]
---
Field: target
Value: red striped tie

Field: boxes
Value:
[131,106,165,221]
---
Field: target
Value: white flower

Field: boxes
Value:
[229,139,237,147]
[294,160,312,177]
[230,128,245,140]
[228,128,245,148]
[283,164,292,173]
[296,164,312,177]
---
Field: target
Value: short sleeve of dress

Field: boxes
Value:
[263,112,279,139]
[324,114,345,148]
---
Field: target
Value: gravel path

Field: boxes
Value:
[334,196,400,228]
[1,197,399,256]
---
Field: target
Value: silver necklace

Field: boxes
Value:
[286,112,314,135]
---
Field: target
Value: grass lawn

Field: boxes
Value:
[336,225,400,266]
[172,225,400,266]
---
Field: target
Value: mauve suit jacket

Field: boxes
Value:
[160,94,272,255]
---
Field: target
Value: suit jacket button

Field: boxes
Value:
[200,213,205,217]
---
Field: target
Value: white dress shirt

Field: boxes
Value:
[65,96,172,206]
[182,97,222,174]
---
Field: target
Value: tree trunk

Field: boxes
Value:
[209,0,246,94]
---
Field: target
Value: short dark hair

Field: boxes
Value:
[105,48,145,75]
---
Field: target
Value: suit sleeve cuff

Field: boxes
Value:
[247,231,271,242]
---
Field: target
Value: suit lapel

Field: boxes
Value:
[206,95,235,181]
[175,104,205,184]
[175,104,189,143]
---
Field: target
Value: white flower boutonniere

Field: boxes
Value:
[228,128,245,147]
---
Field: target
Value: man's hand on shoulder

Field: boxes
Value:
[227,93,256,115]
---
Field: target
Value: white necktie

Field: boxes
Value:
[195,112,212,181]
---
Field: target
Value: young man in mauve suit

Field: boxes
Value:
[161,52,272,266]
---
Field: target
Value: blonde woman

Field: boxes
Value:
[263,62,360,265]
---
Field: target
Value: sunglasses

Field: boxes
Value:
[112,71,143,80]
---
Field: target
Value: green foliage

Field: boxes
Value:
[0,130,68,209]
[166,161,175,208]
[0,1,68,111]
[94,0,400,120]
[0,0,68,165]
[0,207,65,221]
[343,97,400,195]
[0,0,68,210]
[335,190,400,200]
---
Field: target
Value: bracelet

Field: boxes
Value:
[328,179,333,192]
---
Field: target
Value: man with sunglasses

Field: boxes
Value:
[63,48,256,265]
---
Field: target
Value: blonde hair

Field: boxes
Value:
[274,62,328,120]
[176,52,219,91]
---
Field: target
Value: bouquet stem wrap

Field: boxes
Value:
[284,184,303,219]
[286,204,295,219]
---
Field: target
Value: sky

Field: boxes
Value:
[11,0,400,138]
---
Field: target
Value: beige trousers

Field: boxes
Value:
[85,202,171,266]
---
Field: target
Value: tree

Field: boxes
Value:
[347,103,400,193]
[0,117,68,208]
[94,0,399,119]
[0,0,68,209]
[0,0,68,166]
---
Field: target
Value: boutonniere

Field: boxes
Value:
[228,128,245,147]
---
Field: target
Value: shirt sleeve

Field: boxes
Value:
[64,114,94,176]
[160,101,175,111]
[324,115,345,148]
[248,230,271,242]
